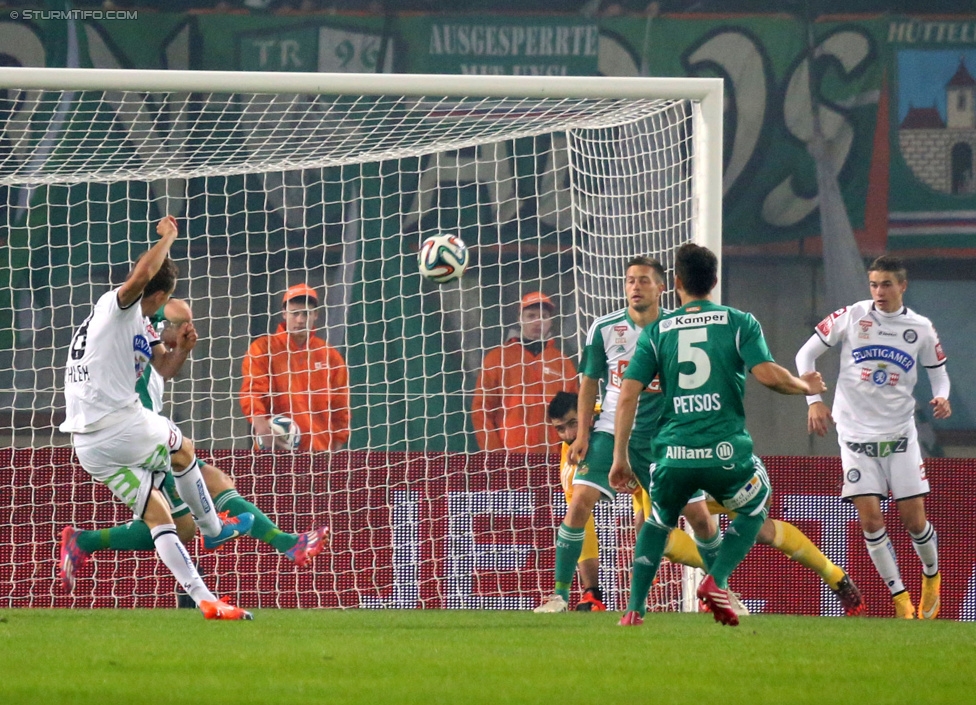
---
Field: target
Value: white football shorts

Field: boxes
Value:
[72,406,184,518]
[839,425,929,501]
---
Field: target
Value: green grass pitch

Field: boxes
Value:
[1,609,974,705]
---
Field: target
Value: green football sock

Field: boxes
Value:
[213,489,298,553]
[709,512,765,589]
[553,523,586,601]
[694,529,722,573]
[76,521,155,553]
[627,522,669,616]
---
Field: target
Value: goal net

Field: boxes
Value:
[0,68,722,610]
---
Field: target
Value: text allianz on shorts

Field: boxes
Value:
[839,425,929,501]
[72,406,184,519]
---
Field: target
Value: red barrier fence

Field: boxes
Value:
[1,449,973,619]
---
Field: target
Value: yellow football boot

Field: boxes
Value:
[919,572,941,620]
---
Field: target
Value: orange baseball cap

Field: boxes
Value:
[520,291,555,310]
[282,283,319,305]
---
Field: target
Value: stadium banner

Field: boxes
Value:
[404,15,600,76]
[886,17,976,250]
[2,449,973,620]
[10,12,976,253]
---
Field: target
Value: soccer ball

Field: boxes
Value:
[417,233,469,284]
[270,415,301,450]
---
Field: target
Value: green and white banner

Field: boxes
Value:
[3,10,976,253]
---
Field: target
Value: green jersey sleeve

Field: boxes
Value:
[622,328,659,386]
[135,367,153,410]
[579,334,608,380]
[736,312,775,371]
[135,306,167,411]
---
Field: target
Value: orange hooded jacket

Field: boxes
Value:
[472,338,578,454]
[240,324,350,452]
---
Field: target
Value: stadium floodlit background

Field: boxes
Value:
[0,0,974,621]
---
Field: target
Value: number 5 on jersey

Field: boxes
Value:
[678,328,710,389]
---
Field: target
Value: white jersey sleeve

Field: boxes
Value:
[918,321,948,370]
[60,289,159,433]
[814,306,852,347]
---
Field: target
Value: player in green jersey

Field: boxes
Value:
[534,257,714,613]
[611,244,826,626]
[60,299,327,594]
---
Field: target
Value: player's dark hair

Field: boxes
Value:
[626,256,666,285]
[144,257,179,297]
[547,391,578,420]
[868,255,907,283]
[674,243,717,298]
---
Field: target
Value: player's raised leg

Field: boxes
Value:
[200,462,328,566]
[758,517,864,615]
[697,458,773,627]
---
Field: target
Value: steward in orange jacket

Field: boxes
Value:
[472,292,578,454]
[240,284,350,452]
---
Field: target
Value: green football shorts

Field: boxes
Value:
[646,454,771,530]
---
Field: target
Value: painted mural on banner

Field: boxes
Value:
[888,18,976,250]
[11,12,976,252]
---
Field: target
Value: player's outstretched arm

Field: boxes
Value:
[118,216,179,309]
[752,361,826,396]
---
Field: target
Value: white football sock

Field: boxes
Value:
[863,528,905,595]
[910,521,939,578]
[151,523,216,605]
[172,458,221,537]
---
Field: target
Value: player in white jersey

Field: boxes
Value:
[796,256,950,619]
[58,216,253,620]
[63,297,327,580]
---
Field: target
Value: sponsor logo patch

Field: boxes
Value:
[817,307,846,337]
[847,468,861,483]
[903,329,917,344]
[724,474,763,511]
[716,442,734,461]
[665,445,713,460]
[851,345,915,372]
[659,311,728,332]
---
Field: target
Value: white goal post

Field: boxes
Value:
[0,67,722,611]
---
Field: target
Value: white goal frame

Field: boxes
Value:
[0,66,722,288]
[0,67,722,612]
